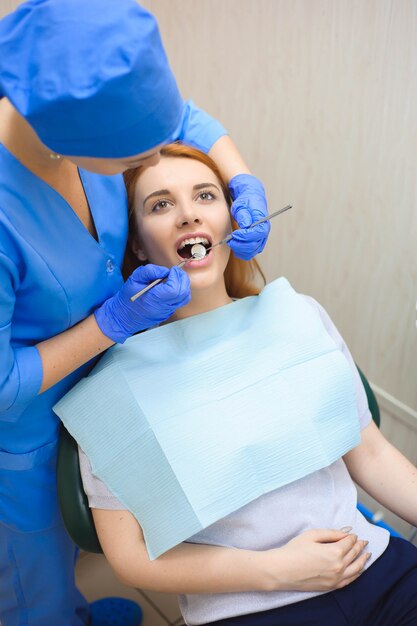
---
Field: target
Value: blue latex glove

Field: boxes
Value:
[95,264,191,343]
[228,174,270,261]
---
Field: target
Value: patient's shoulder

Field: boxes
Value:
[300,294,371,430]
[300,294,341,340]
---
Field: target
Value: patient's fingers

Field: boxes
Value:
[343,538,369,566]
[335,551,372,589]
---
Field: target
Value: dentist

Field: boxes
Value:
[0,1,270,625]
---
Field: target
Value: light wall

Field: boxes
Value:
[0,0,19,16]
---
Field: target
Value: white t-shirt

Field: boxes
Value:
[78,295,389,625]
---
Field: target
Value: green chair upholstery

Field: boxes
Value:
[56,366,380,553]
[357,366,380,428]
[57,424,102,553]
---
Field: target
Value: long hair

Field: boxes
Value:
[123,143,265,298]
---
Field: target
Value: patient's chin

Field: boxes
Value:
[188,271,225,295]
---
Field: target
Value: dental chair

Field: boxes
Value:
[58,423,102,553]
[56,367,382,554]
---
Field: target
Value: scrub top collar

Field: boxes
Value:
[0,141,102,247]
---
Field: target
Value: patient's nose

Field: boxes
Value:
[177,202,202,227]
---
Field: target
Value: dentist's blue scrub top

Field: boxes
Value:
[0,101,227,532]
[0,144,128,530]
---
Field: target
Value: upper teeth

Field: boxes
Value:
[178,237,209,250]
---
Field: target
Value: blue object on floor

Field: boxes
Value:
[357,502,403,538]
[90,597,143,626]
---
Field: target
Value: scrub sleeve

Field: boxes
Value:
[0,103,226,626]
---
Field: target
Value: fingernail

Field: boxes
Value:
[367,552,372,559]
[340,526,352,533]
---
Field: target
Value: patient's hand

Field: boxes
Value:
[265,529,371,592]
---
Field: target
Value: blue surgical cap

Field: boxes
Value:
[0,0,184,158]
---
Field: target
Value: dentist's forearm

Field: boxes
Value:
[208,135,251,182]
[37,314,114,393]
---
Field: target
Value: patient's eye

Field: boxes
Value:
[151,199,173,213]
[197,191,215,202]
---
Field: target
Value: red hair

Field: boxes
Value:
[123,143,265,298]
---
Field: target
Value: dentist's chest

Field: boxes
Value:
[10,172,128,340]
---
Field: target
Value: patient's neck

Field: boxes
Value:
[170,281,232,322]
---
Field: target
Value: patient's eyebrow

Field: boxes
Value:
[193,183,220,192]
[143,189,171,204]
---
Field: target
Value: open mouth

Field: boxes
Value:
[177,236,211,259]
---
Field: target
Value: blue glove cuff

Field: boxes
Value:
[228,173,266,199]
[94,304,128,345]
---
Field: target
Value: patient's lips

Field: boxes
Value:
[177,234,211,260]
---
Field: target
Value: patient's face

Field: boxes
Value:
[132,156,232,294]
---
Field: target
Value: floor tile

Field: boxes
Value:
[75,552,170,625]
[138,588,182,623]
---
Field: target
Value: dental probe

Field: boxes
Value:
[203,204,292,253]
[130,204,293,302]
[130,256,197,301]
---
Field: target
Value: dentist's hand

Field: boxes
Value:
[94,264,191,343]
[228,174,270,261]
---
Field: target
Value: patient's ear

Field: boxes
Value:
[131,238,148,262]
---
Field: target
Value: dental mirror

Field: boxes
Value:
[190,243,207,260]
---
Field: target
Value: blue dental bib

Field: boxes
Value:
[54,278,360,559]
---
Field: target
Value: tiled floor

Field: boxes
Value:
[75,551,186,626]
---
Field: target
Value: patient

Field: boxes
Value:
[68,144,417,625]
